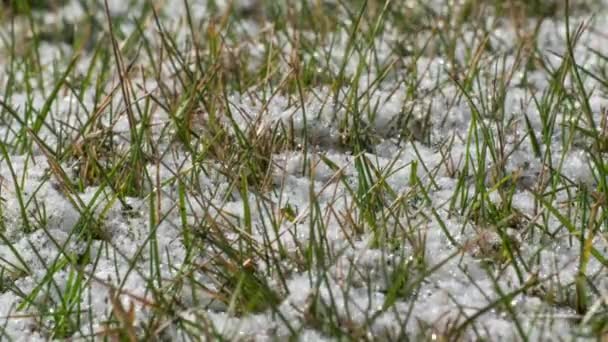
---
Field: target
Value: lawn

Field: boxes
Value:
[0,0,608,340]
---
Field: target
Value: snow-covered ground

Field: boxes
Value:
[1,0,608,340]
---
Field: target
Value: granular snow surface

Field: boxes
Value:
[1,0,608,340]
